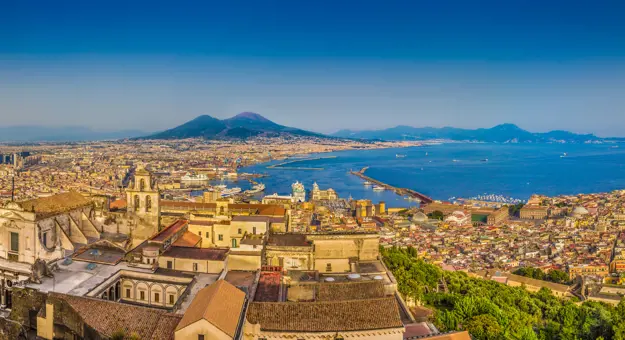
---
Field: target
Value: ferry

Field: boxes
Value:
[221,187,242,197]
[181,173,209,181]
[372,185,385,191]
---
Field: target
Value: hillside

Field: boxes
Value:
[333,124,601,143]
[144,112,323,140]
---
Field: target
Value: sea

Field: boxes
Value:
[221,143,625,208]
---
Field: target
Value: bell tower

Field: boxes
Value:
[126,167,160,219]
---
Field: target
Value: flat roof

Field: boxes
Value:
[161,246,229,261]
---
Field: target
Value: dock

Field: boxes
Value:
[267,156,337,171]
[349,167,433,204]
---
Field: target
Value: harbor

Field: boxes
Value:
[349,167,433,204]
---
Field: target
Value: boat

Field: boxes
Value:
[363,181,372,186]
[396,154,406,158]
[425,152,428,156]
[214,184,227,190]
[560,153,568,158]
[181,173,209,181]
[372,185,385,191]
[610,145,619,149]
[244,183,266,194]
[481,158,488,162]
[221,187,242,197]
[452,159,459,162]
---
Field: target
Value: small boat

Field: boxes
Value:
[372,185,385,191]
[610,145,619,149]
[481,158,488,162]
[363,181,372,186]
[425,152,428,156]
[452,159,459,162]
[396,154,406,158]
[560,153,568,158]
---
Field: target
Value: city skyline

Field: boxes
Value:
[2,0,625,136]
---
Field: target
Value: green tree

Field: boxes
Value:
[429,210,444,220]
[465,314,503,339]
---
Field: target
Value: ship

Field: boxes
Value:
[181,173,209,181]
[221,187,242,197]
[372,185,385,191]
[363,181,372,186]
[396,154,407,158]
[244,183,266,194]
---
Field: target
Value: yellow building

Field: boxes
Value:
[159,247,229,274]
[311,182,338,201]
[520,205,549,220]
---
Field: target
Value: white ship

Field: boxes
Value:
[214,184,227,190]
[363,181,372,186]
[181,173,208,181]
[221,187,242,197]
[372,185,385,191]
[244,183,266,194]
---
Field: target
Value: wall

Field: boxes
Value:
[228,253,261,271]
[158,256,225,274]
[175,319,232,340]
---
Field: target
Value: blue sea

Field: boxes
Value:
[237,143,625,207]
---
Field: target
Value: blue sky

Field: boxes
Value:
[1,0,625,136]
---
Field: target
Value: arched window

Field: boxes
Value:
[219,206,225,215]
[134,195,140,212]
[146,195,152,212]
[139,178,146,191]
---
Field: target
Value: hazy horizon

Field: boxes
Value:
[2,1,625,137]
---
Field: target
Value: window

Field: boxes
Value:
[218,234,223,241]
[126,289,131,298]
[198,335,205,340]
[238,228,242,234]
[193,263,198,272]
[140,291,145,300]
[205,232,209,238]
[10,232,19,252]
[326,263,332,272]
[42,232,48,248]
[198,231,202,236]
[253,227,257,235]
[232,239,237,248]
[154,293,159,303]
[167,261,173,269]
[169,294,174,304]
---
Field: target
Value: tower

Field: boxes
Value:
[126,167,160,219]
[292,181,306,203]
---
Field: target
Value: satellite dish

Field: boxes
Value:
[324,277,335,282]
[347,274,361,280]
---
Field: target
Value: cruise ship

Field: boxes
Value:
[181,173,209,181]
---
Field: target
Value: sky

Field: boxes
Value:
[1,0,625,136]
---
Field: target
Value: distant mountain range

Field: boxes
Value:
[332,124,613,143]
[0,126,146,142]
[143,112,323,140]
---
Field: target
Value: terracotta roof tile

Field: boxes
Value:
[176,280,245,337]
[172,231,202,248]
[246,297,403,332]
[18,191,91,217]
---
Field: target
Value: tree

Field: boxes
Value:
[464,314,503,339]
[429,210,444,220]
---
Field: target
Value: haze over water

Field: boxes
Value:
[242,143,625,206]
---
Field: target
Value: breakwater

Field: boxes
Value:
[350,167,433,204]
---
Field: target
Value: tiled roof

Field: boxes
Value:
[246,297,403,332]
[316,281,386,301]
[48,292,181,339]
[150,220,188,242]
[175,280,245,337]
[18,191,91,216]
[172,231,202,248]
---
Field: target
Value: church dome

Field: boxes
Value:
[412,212,428,222]
[572,206,589,217]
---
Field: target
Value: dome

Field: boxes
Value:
[412,212,428,222]
[572,206,589,217]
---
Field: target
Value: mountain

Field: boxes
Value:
[0,126,146,142]
[332,124,602,143]
[144,112,323,140]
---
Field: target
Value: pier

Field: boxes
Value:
[349,167,433,204]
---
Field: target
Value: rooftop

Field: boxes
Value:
[17,191,91,217]
[161,246,229,261]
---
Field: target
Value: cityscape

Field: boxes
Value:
[3,1,625,339]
